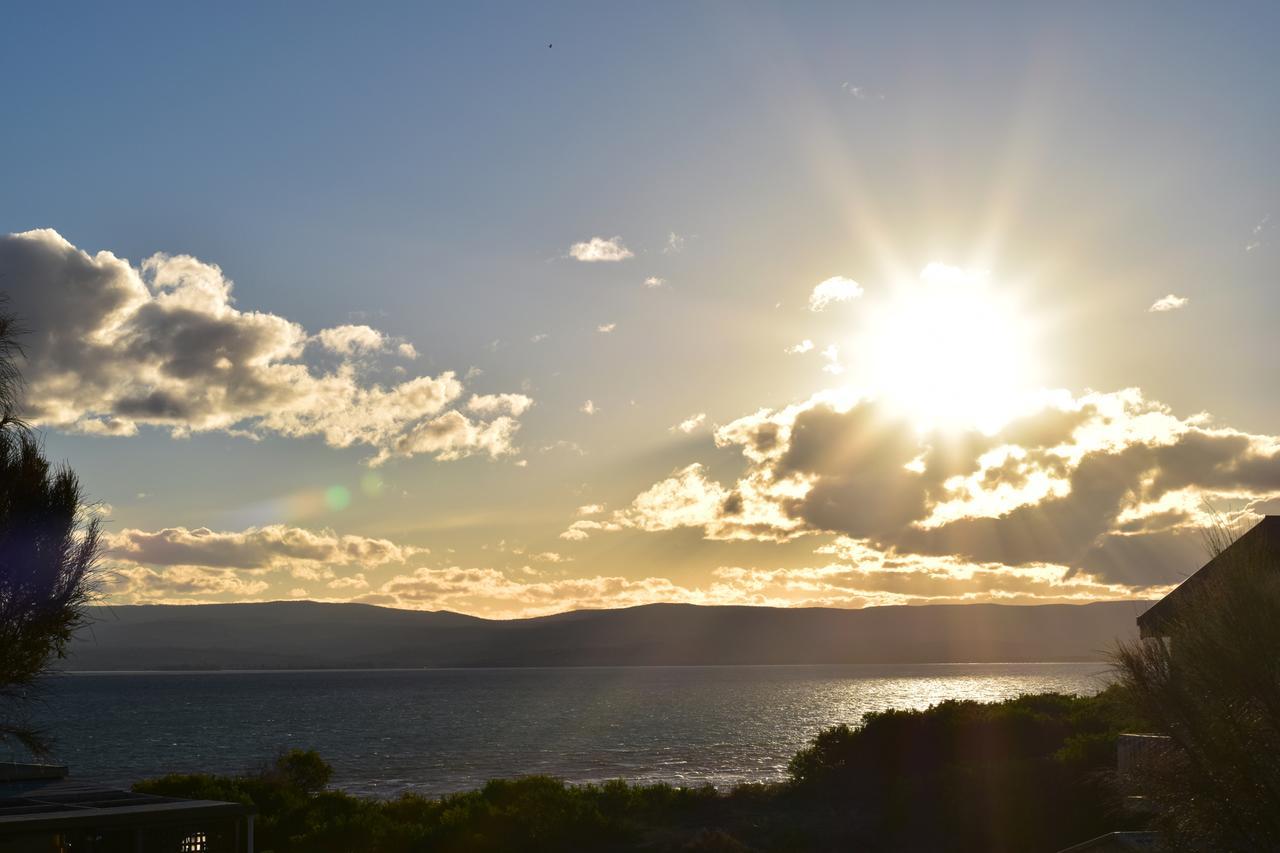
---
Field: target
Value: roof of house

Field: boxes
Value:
[0,764,251,836]
[1137,515,1280,638]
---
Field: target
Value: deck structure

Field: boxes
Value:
[0,764,254,853]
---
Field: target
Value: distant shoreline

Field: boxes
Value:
[58,660,1111,675]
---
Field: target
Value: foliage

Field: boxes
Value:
[1111,525,1280,850]
[0,302,102,755]
[787,689,1141,851]
[137,753,724,853]
[268,747,335,794]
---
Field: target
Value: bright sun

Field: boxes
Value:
[856,263,1039,433]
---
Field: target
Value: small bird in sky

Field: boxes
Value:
[548,43,553,48]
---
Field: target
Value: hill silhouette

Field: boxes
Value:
[66,600,1149,670]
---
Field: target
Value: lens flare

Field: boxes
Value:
[325,485,352,511]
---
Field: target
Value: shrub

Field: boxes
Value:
[788,690,1136,851]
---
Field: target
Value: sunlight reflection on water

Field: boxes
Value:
[40,663,1110,797]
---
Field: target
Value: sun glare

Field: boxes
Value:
[857,263,1039,434]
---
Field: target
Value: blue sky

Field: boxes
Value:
[2,2,1278,615]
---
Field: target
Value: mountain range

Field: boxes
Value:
[65,600,1152,670]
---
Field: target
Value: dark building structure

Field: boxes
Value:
[1055,516,1280,853]
[1137,515,1280,638]
[0,763,254,853]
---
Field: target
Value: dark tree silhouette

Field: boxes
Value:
[1112,517,1280,850]
[0,301,102,754]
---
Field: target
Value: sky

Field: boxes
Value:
[1,2,1278,617]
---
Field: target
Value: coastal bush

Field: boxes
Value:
[788,690,1141,851]
[136,754,725,853]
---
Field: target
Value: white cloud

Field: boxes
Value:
[559,517,623,541]
[561,463,730,541]
[315,324,386,355]
[329,573,369,591]
[397,342,418,359]
[840,82,884,101]
[466,393,534,417]
[581,400,598,415]
[597,322,617,333]
[662,233,686,255]
[671,413,707,434]
[820,344,844,374]
[643,276,667,289]
[104,565,271,603]
[1149,294,1189,313]
[107,524,423,570]
[576,503,606,516]
[0,230,530,464]
[568,236,633,262]
[621,464,729,532]
[372,410,522,466]
[530,333,549,343]
[785,339,815,355]
[101,524,424,604]
[807,276,864,311]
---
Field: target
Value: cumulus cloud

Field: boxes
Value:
[785,339,815,355]
[671,413,707,434]
[807,276,864,311]
[373,410,522,465]
[466,393,534,417]
[620,464,729,532]
[577,387,1280,591]
[0,230,530,463]
[663,233,686,255]
[328,573,370,591]
[581,400,598,415]
[102,524,425,604]
[107,525,423,571]
[568,236,632,262]
[643,277,667,289]
[597,322,617,333]
[1149,294,1189,313]
[315,324,386,355]
[103,565,270,603]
